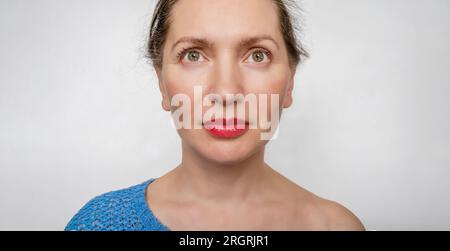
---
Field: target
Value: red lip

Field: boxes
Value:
[203,118,249,139]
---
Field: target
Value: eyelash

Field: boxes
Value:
[176,47,198,61]
[176,47,272,63]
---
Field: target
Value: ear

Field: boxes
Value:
[282,68,296,108]
[155,68,171,112]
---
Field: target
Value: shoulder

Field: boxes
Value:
[316,198,365,230]
[292,192,365,231]
[64,179,152,231]
[268,171,365,230]
[281,180,365,231]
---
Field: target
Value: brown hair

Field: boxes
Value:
[146,0,309,69]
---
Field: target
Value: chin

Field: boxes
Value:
[182,129,265,165]
[199,145,254,165]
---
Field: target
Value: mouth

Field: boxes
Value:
[203,117,249,139]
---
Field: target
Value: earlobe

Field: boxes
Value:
[160,83,171,112]
[161,98,171,111]
[155,68,171,112]
[282,94,293,108]
[282,74,295,108]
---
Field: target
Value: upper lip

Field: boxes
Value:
[203,117,249,128]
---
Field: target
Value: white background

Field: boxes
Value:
[1,0,449,230]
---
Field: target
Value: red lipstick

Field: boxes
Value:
[203,118,249,139]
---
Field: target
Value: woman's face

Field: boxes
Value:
[156,0,296,164]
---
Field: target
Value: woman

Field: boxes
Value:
[65,0,365,231]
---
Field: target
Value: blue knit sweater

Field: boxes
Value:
[65,178,171,231]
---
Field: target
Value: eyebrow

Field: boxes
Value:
[170,35,280,52]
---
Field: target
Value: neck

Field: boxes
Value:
[174,140,270,204]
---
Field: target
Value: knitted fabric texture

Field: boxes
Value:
[65,178,170,231]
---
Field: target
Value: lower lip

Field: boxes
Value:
[203,118,249,139]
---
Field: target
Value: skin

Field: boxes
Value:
[149,0,365,230]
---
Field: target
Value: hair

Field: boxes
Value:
[146,0,309,70]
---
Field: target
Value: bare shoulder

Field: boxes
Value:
[280,179,365,231]
[315,197,366,231]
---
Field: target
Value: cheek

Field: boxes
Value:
[162,67,207,98]
[241,65,291,106]
[162,64,291,116]
[162,73,187,97]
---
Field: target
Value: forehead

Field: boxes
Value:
[167,0,281,44]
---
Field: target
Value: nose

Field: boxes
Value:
[205,53,244,106]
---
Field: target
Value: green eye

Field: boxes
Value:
[252,51,266,62]
[187,51,200,62]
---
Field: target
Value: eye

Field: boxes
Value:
[177,48,206,63]
[245,49,271,64]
